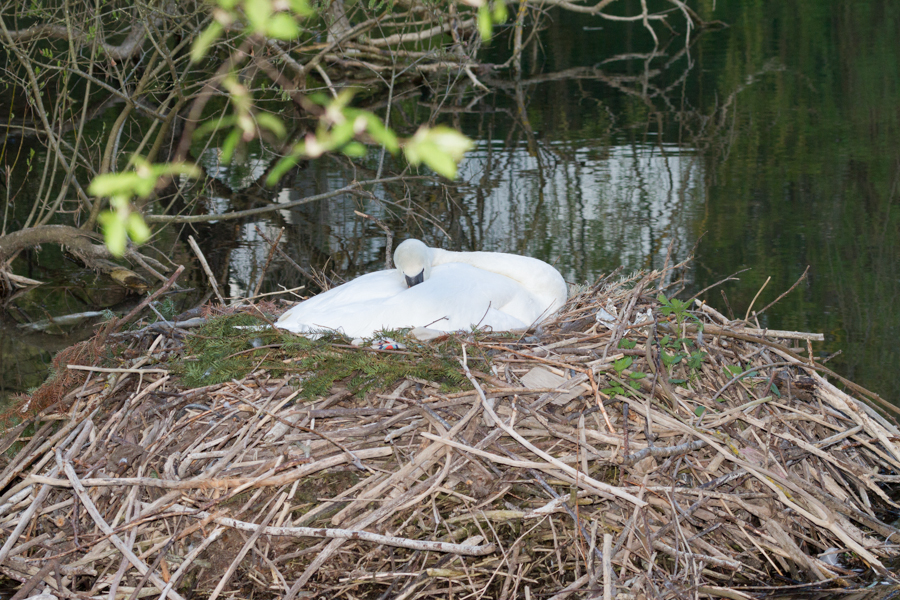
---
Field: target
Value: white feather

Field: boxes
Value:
[276,239,567,338]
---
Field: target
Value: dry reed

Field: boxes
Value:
[1,268,899,599]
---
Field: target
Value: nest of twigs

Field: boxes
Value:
[2,268,900,600]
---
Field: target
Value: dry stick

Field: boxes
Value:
[284,472,467,597]
[108,490,141,600]
[151,501,497,557]
[155,527,224,600]
[250,225,283,299]
[602,533,612,600]
[754,265,810,319]
[0,421,55,492]
[187,236,224,304]
[631,401,891,574]
[257,227,331,289]
[58,450,187,600]
[743,275,770,322]
[208,499,281,600]
[0,417,92,564]
[672,321,899,417]
[688,267,751,306]
[237,402,375,473]
[111,265,185,332]
[287,392,493,593]
[30,447,392,490]
[353,210,394,269]
[456,356,646,508]
[66,365,168,375]
[618,439,708,467]
[8,559,58,600]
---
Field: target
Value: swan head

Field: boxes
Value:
[393,239,432,287]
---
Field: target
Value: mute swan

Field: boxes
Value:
[275,239,567,339]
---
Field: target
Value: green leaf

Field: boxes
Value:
[341,141,367,157]
[88,172,145,198]
[126,212,151,243]
[330,119,357,147]
[404,126,473,179]
[613,356,633,373]
[348,110,399,153]
[477,4,493,40]
[244,0,272,32]
[694,406,706,417]
[687,351,707,370]
[770,383,781,398]
[629,371,647,379]
[266,150,303,185]
[724,365,743,376]
[288,0,314,16]
[98,210,127,257]
[191,21,223,63]
[492,0,508,24]
[267,13,300,39]
[193,115,237,139]
[618,338,637,349]
[601,385,624,398]
[89,161,200,200]
[669,378,687,385]
[220,128,243,163]
[661,351,684,367]
[256,113,286,138]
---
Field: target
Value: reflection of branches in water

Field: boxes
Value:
[262,15,736,288]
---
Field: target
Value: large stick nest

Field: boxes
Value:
[2,269,900,599]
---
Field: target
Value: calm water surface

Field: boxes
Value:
[2,0,899,411]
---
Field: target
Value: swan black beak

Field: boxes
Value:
[405,270,425,287]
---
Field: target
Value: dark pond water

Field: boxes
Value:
[2,0,899,413]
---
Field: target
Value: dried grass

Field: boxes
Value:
[2,268,899,599]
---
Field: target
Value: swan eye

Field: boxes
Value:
[405,270,425,287]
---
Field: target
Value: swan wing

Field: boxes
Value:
[275,258,559,338]
[275,270,405,334]
[374,264,532,332]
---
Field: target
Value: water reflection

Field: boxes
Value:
[457,139,702,282]
[227,135,702,302]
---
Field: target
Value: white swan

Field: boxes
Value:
[275,239,567,339]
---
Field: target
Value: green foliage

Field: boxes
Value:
[657,333,708,384]
[723,364,743,377]
[601,381,626,399]
[296,335,471,399]
[617,338,637,350]
[613,356,632,373]
[686,350,707,370]
[192,0,313,62]
[191,0,474,187]
[90,159,200,256]
[176,315,474,398]
[156,298,178,321]
[175,314,287,387]
[657,293,693,326]
[404,126,474,180]
[476,0,509,41]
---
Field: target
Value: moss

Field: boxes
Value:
[173,314,489,398]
